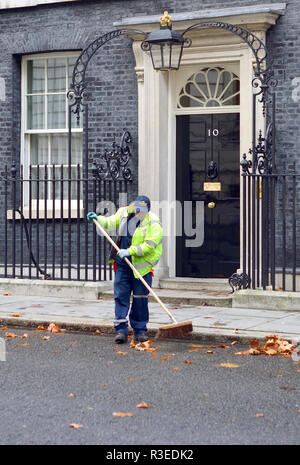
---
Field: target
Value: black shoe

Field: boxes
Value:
[134,333,149,343]
[115,332,128,344]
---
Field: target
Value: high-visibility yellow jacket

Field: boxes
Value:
[96,206,163,278]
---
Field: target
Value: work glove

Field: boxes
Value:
[116,249,131,260]
[87,212,98,222]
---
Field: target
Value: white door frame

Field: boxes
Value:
[129,17,277,279]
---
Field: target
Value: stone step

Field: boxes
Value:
[100,288,232,307]
[158,277,230,292]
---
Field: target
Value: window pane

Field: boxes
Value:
[68,57,77,89]
[50,134,82,165]
[52,166,82,200]
[50,134,67,164]
[27,60,45,94]
[71,133,82,164]
[47,58,66,93]
[27,95,45,129]
[47,94,66,129]
[30,134,48,165]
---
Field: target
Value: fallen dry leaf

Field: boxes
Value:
[0,326,7,331]
[94,329,102,335]
[235,335,296,357]
[40,336,50,340]
[255,413,264,417]
[20,333,28,339]
[68,393,75,397]
[11,314,20,318]
[37,325,46,331]
[69,423,83,429]
[15,343,31,347]
[206,350,214,354]
[183,360,193,364]
[3,292,12,296]
[5,332,18,338]
[116,351,129,356]
[188,344,205,348]
[280,386,296,391]
[113,412,134,418]
[134,340,157,352]
[173,366,180,371]
[136,401,152,409]
[215,363,240,368]
[126,378,136,382]
[47,323,60,333]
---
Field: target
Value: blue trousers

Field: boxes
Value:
[114,263,152,335]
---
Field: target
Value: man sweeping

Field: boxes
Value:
[87,195,163,344]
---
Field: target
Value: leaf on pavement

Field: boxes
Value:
[5,332,18,338]
[136,401,152,409]
[40,336,50,340]
[134,340,157,352]
[173,366,180,371]
[15,343,31,347]
[69,423,83,429]
[183,360,193,364]
[11,314,20,317]
[37,325,46,331]
[116,351,129,356]
[47,323,60,333]
[235,335,296,357]
[215,363,240,368]
[113,412,134,417]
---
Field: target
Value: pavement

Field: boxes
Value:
[0,292,299,346]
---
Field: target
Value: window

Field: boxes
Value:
[177,67,240,109]
[21,52,83,208]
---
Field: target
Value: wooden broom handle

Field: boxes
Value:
[93,219,178,324]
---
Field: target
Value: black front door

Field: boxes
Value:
[176,113,240,278]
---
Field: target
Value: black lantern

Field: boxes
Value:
[141,11,190,72]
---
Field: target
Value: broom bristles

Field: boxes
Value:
[156,320,193,339]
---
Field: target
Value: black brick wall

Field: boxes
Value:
[0,0,299,277]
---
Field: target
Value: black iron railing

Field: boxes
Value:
[230,163,299,292]
[1,163,133,282]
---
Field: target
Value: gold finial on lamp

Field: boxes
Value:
[160,11,172,27]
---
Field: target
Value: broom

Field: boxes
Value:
[93,219,193,339]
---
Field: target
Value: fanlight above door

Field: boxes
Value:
[177,67,240,109]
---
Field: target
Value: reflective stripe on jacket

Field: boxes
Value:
[96,206,162,278]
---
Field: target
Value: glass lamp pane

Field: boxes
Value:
[47,94,66,129]
[47,58,67,92]
[150,44,163,70]
[170,43,182,69]
[27,60,45,94]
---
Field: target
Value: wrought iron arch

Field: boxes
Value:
[181,21,277,109]
[67,28,147,124]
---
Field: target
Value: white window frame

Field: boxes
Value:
[20,51,84,218]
